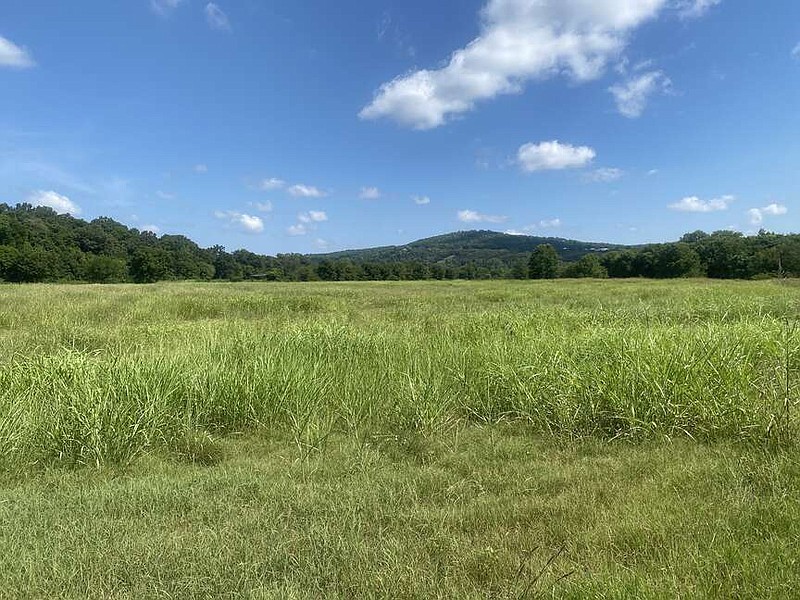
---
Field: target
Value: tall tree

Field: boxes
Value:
[529,244,560,279]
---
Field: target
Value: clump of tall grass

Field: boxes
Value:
[0,280,797,470]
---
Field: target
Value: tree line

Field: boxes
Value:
[1,203,799,283]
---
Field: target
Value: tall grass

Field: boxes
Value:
[0,280,797,469]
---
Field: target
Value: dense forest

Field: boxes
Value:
[1,203,799,283]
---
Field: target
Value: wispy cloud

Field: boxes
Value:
[505,218,562,235]
[359,186,381,200]
[674,0,722,20]
[150,0,184,16]
[156,190,175,200]
[194,164,208,174]
[287,224,308,236]
[457,209,507,224]
[792,42,800,60]
[288,184,326,198]
[517,141,595,173]
[610,71,671,118]
[214,210,264,233]
[584,168,624,183]
[205,3,231,31]
[298,210,328,223]
[259,177,285,190]
[0,36,35,69]
[251,201,273,213]
[413,195,431,205]
[27,190,81,215]
[669,195,734,213]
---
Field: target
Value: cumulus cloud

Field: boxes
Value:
[458,209,508,224]
[360,0,678,129]
[259,178,285,190]
[669,195,733,213]
[298,210,328,223]
[0,36,35,69]
[205,3,231,31]
[585,167,624,182]
[28,190,81,215]
[413,195,431,205]
[517,141,596,172]
[360,186,382,199]
[214,210,264,233]
[288,184,326,198]
[674,0,721,19]
[749,203,789,226]
[610,70,671,118]
[141,224,161,234]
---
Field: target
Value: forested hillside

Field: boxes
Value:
[1,203,799,282]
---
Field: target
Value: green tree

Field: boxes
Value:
[528,244,560,279]
[130,247,171,283]
[563,254,608,278]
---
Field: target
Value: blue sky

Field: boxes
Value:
[1,0,799,254]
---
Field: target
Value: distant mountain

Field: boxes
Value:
[309,230,628,265]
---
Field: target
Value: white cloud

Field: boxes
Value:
[458,209,508,224]
[252,201,273,213]
[647,169,660,176]
[539,218,561,228]
[585,167,624,182]
[610,70,671,118]
[505,218,561,235]
[749,203,789,226]
[298,210,328,223]
[287,224,308,236]
[762,203,789,216]
[150,0,184,16]
[288,184,326,198]
[413,195,431,205]
[28,190,81,215]
[156,190,175,200]
[0,36,35,69]
[792,43,800,60]
[517,140,596,172]
[360,186,382,199]
[674,0,721,19]
[315,238,330,249]
[214,210,264,233]
[141,224,161,234]
[669,195,733,213]
[194,164,208,173]
[259,178,285,190]
[360,0,679,129]
[205,3,231,31]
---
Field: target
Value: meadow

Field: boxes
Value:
[0,280,798,597]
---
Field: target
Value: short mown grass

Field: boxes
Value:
[0,280,798,596]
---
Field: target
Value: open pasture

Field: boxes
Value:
[0,280,798,597]
[0,279,798,467]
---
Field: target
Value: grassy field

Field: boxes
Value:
[1,280,798,597]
